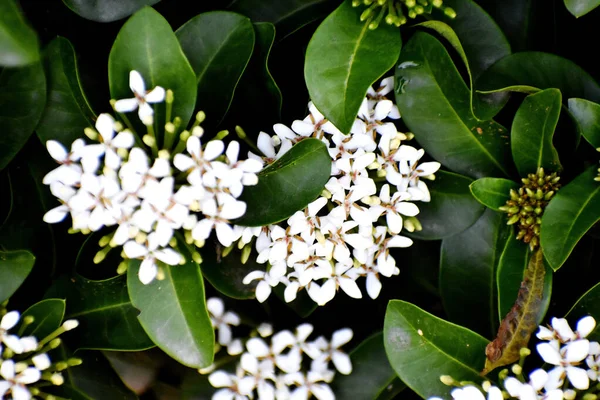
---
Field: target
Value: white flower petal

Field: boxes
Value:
[566,365,590,390]
[114,98,139,113]
[0,311,19,330]
[331,351,352,375]
[338,277,362,299]
[331,328,352,348]
[256,280,272,303]
[246,338,270,358]
[129,70,146,94]
[365,272,382,299]
[565,339,590,363]
[208,371,233,388]
[16,367,41,385]
[205,140,225,161]
[577,316,596,338]
[46,140,68,162]
[138,258,158,284]
[537,342,562,365]
[32,353,51,371]
[145,86,165,103]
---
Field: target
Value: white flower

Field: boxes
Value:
[291,102,341,138]
[243,268,283,303]
[114,70,166,125]
[393,145,440,202]
[192,197,246,247]
[0,360,41,400]
[537,339,591,390]
[81,113,135,171]
[207,298,241,346]
[43,139,84,186]
[0,312,25,354]
[369,184,419,234]
[209,369,253,400]
[308,263,362,306]
[285,371,335,400]
[537,317,596,343]
[174,136,224,186]
[253,131,293,162]
[447,385,503,400]
[123,240,182,284]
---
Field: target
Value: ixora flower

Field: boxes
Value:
[202,298,352,400]
[240,77,439,306]
[42,70,262,285]
[0,310,81,400]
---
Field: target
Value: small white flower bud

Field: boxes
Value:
[62,319,79,331]
[440,375,454,386]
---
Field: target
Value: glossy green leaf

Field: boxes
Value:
[62,274,155,351]
[109,7,197,141]
[395,32,511,179]
[541,166,600,271]
[384,300,489,399]
[408,170,485,240]
[564,0,600,17]
[305,0,401,134]
[62,0,161,23]
[440,209,510,336]
[0,0,39,67]
[200,239,257,300]
[474,0,532,52]
[229,0,338,39]
[0,62,46,170]
[127,244,214,368]
[511,89,562,177]
[477,52,600,105]
[36,37,96,145]
[496,232,552,324]
[469,178,519,211]
[235,138,331,226]
[176,11,255,125]
[566,281,600,341]
[20,298,65,339]
[568,98,600,147]
[483,249,547,374]
[332,332,405,400]
[0,250,35,302]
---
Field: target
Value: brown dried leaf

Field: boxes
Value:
[481,249,546,375]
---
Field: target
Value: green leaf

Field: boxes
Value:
[474,0,532,52]
[229,0,338,39]
[36,37,96,145]
[541,166,600,271]
[483,249,547,374]
[564,0,600,17]
[127,244,215,368]
[566,281,600,341]
[0,0,39,67]
[395,32,511,179]
[0,250,35,302]
[0,61,46,170]
[62,0,161,23]
[477,52,600,105]
[384,300,489,399]
[568,98,600,148]
[109,7,197,141]
[511,89,562,177]
[408,170,485,240]
[305,0,401,134]
[469,178,520,211]
[20,298,65,339]
[200,239,257,300]
[440,209,510,337]
[61,274,155,351]
[235,138,331,226]
[332,332,405,400]
[496,232,552,324]
[176,11,255,125]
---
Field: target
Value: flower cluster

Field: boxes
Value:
[352,0,456,29]
[429,315,600,400]
[204,298,352,400]
[499,168,561,251]
[240,77,440,306]
[42,70,262,285]
[0,309,80,399]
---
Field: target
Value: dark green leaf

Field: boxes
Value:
[469,178,519,211]
[477,52,600,105]
[37,37,96,145]
[474,0,532,52]
[408,170,485,240]
[384,300,489,399]
[229,0,338,39]
[395,32,511,179]
[568,98,600,148]
[332,332,405,400]
[564,0,600,17]
[62,0,161,23]
[200,239,257,300]
[235,138,331,226]
[45,384,92,400]
[0,250,35,302]
[127,244,214,368]
[0,0,39,67]
[496,232,552,324]
[541,166,600,271]
[109,7,197,141]
[305,0,401,134]
[566,281,600,341]
[483,249,547,374]
[62,274,155,351]
[511,89,562,177]
[440,209,510,337]
[20,298,65,339]
[0,62,46,170]
[176,11,255,125]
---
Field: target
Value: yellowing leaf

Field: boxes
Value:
[482,248,546,375]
